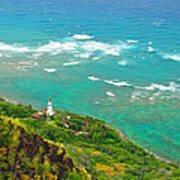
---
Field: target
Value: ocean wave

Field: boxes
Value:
[131,91,142,101]
[87,76,131,87]
[131,86,180,102]
[148,41,152,45]
[92,57,100,61]
[148,92,161,102]
[118,60,128,66]
[41,40,130,57]
[32,53,42,58]
[0,42,31,52]
[14,61,38,71]
[18,61,34,66]
[73,34,94,40]
[106,91,116,97]
[162,54,180,62]
[88,76,179,93]
[81,41,130,56]
[152,19,165,27]
[62,61,81,66]
[136,82,178,92]
[36,41,77,53]
[0,54,2,58]
[0,39,131,58]
[44,68,56,73]
[104,80,131,87]
[148,46,155,52]
[34,62,38,66]
[127,39,138,43]
[94,101,100,104]
[88,76,100,81]
[74,53,90,58]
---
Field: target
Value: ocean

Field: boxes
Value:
[0,0,180,162]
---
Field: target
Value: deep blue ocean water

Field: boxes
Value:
[0,0,180,162]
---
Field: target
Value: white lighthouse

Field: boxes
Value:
[46,98,54,116]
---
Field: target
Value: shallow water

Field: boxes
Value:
[0,0,180,162]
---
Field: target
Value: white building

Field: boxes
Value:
[46,98,55,116]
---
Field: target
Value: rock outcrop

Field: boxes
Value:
[0,116,86,179]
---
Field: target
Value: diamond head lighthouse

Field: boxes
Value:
[30,98,55,119]
[46,98,55,116]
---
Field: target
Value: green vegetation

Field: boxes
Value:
[0,118,88,179]
[0,98,36,118]
[0,97,180,179]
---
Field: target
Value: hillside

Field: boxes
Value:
[0,116,88,179]
[0,97,180,179]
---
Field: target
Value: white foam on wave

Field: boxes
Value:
[131,82,180,102]
[32,53,42,58]
[163,54,180,62]
[74,53,90,58]
[131,90,162,102]
[148,46,155,52]
[18,61,34,66]
[148,97,154,101]
[148,92,161,102]
[88,76,131,88]
[131,91,142,101]
[104,80,130,87]
[73,34,94,40]
[153,92,161,97]
[0,42,31,52]
[81,41,130,56]
[38,40,130,57]
[88,76,100,81]
[18,60,38,69]
[152,19,164,27]
[118,60,128,66]
[94,101,100,104]
[136,82,178,92]
[11,60,38,71]
[44,68,56,73]
[34,62,38,66]
[106,91,116,97]
[127,39,138,43]
[0,54,2,58]
[62,61,80,66]
[36,41,77,53]
[148,42,152,45]
[105,49,120,56]
[92,57,100,61]
[0,38,131,58]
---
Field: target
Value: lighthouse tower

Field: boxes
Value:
[46,98,54,116]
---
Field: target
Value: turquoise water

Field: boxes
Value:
[0,0,180,162]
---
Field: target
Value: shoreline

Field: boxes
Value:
[1,95,178,165]
[105,124,173,164]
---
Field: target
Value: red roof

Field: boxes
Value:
[83,121,88,126]
[44,108,48,112]
[48,98,52,102]
[31,113,41,118]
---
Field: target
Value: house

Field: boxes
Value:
[30,112,42,119]
[83,121,88,127]
[66,115,71,120]
[63,122,70,129]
